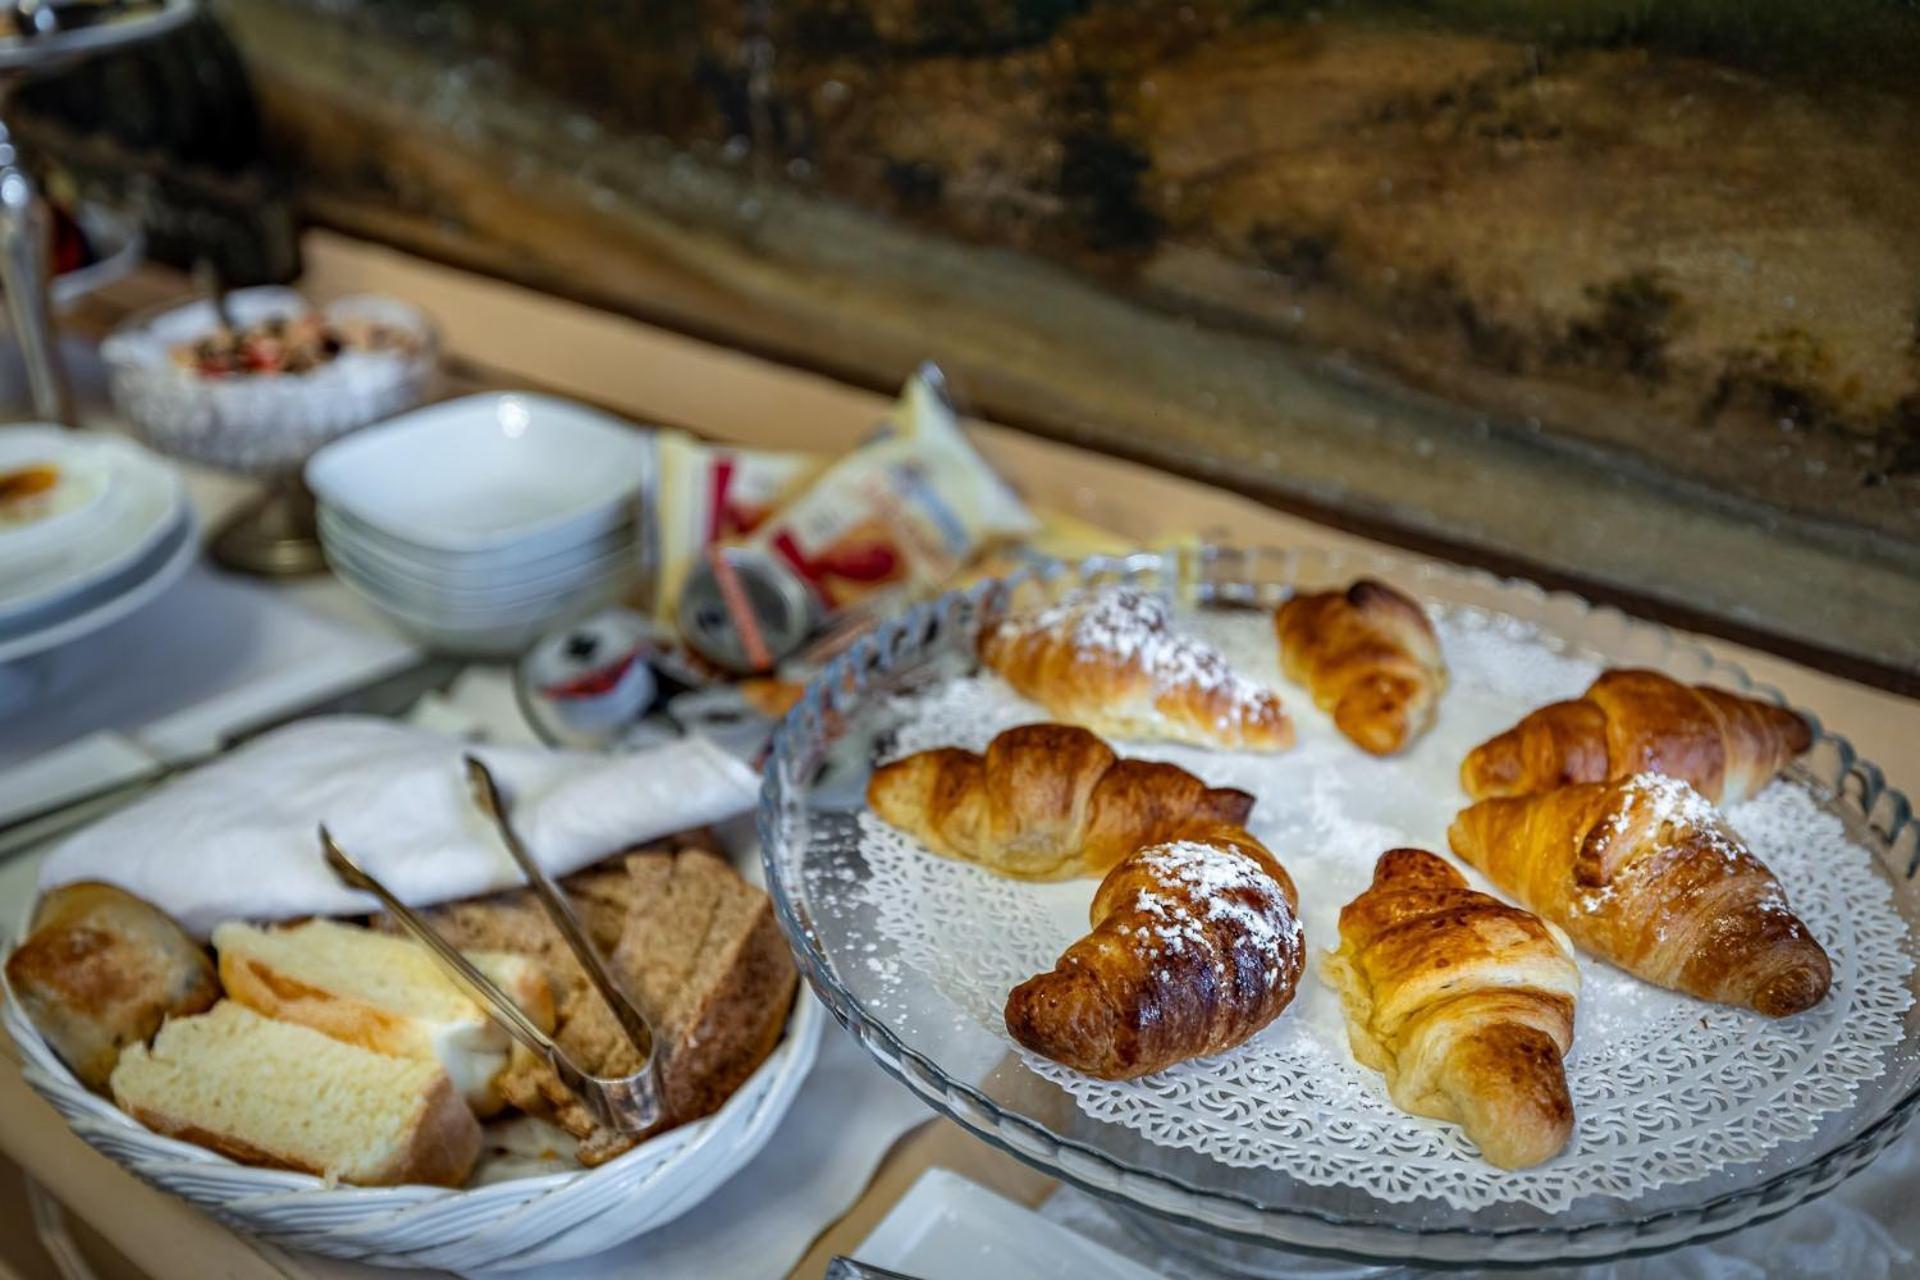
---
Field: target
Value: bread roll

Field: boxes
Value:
[5,882,218,1089]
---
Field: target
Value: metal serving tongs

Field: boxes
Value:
[319,754,661,1134]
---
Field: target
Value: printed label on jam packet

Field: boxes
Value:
[654,431,821,620]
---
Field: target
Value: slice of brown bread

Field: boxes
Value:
[566,851,727,1078]
[566,849,798,1164]
[657,869,798,1124]
[397,844,797,1162]
[566,864,644,955]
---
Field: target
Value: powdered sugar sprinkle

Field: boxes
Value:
[1618,771,1725,833]
[1589,773,1801,926]
[1122,840,1304,985]
[992,587,1278,731]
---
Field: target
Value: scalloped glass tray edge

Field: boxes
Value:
[757,544,1920,1270]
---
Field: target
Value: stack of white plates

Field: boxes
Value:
[306,393,653,656]
[0,426,196,671]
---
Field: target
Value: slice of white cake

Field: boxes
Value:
[213,918,553,1117]
[110,1001,480,1187]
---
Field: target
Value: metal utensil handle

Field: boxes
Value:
[319,825,558,1062]
[825,1259,924,1280]
[462,755,656,1063]
[0,117,73,426]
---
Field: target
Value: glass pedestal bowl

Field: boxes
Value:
[102,287,439,576]
[758,545,1920,1273]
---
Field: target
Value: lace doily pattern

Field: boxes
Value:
[856,607,1914,1211]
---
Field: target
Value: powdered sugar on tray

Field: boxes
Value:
[848,603,1914,1212]
[1429,605,1599,704]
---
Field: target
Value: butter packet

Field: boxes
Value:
[743,364,1038,612]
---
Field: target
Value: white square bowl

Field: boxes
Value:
[318,502,637,578]
[305,392,653,555]
[316,507,637,606]
[327,557,634,656]
[321,518,639,617]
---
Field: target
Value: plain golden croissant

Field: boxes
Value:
[979,586,1294,753]
[1323,849,1579,1169]
[1447,773,1830,1016]
[1004,823,1304,1079]
[1460,668,1811,804]
[866,722,1255,880]
[1275,580,1448,756]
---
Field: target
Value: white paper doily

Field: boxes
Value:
[855,606,1914,1211]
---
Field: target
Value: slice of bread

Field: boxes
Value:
[401,846,798,1163]
[110,1001,480,1187]
[214,918,553,1118]
[566,848,799,1163]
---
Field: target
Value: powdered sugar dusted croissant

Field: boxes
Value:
[1276,579,1447,755]
[866,723,1255,880]
[1460,668,1811,805]
[979,587,1294,753]
[1004,823,1304,1078]
[1324,849,1578,1169]
[1448,773,1830,1016]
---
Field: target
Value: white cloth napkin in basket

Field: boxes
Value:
[36,715,762,937]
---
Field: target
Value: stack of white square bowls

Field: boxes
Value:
[305,393,652,656]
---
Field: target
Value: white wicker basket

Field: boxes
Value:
[3,976,822,1271]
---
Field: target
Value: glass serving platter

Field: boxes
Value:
[757,545,1920,1272]
[0,0,193,73]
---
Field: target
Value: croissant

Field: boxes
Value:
[1447,773,1830,1016]
[1323,849,1579,1169]
[1460,668,1811,804]
[1276,580,1447,755]
[979,586,1294,753]
[1004,823,1304,1079]
[867,723,1255,880]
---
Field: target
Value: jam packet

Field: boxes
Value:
[738,365,1036,612]
[652,430,821,621]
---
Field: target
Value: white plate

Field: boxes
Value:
[855,1169,1163,1280]
[0,0,194,72]
[0,507,199,666]
[327,548,635,624]
[0,435,183,626]
[305,393,652,554]
[0,426,113,556]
